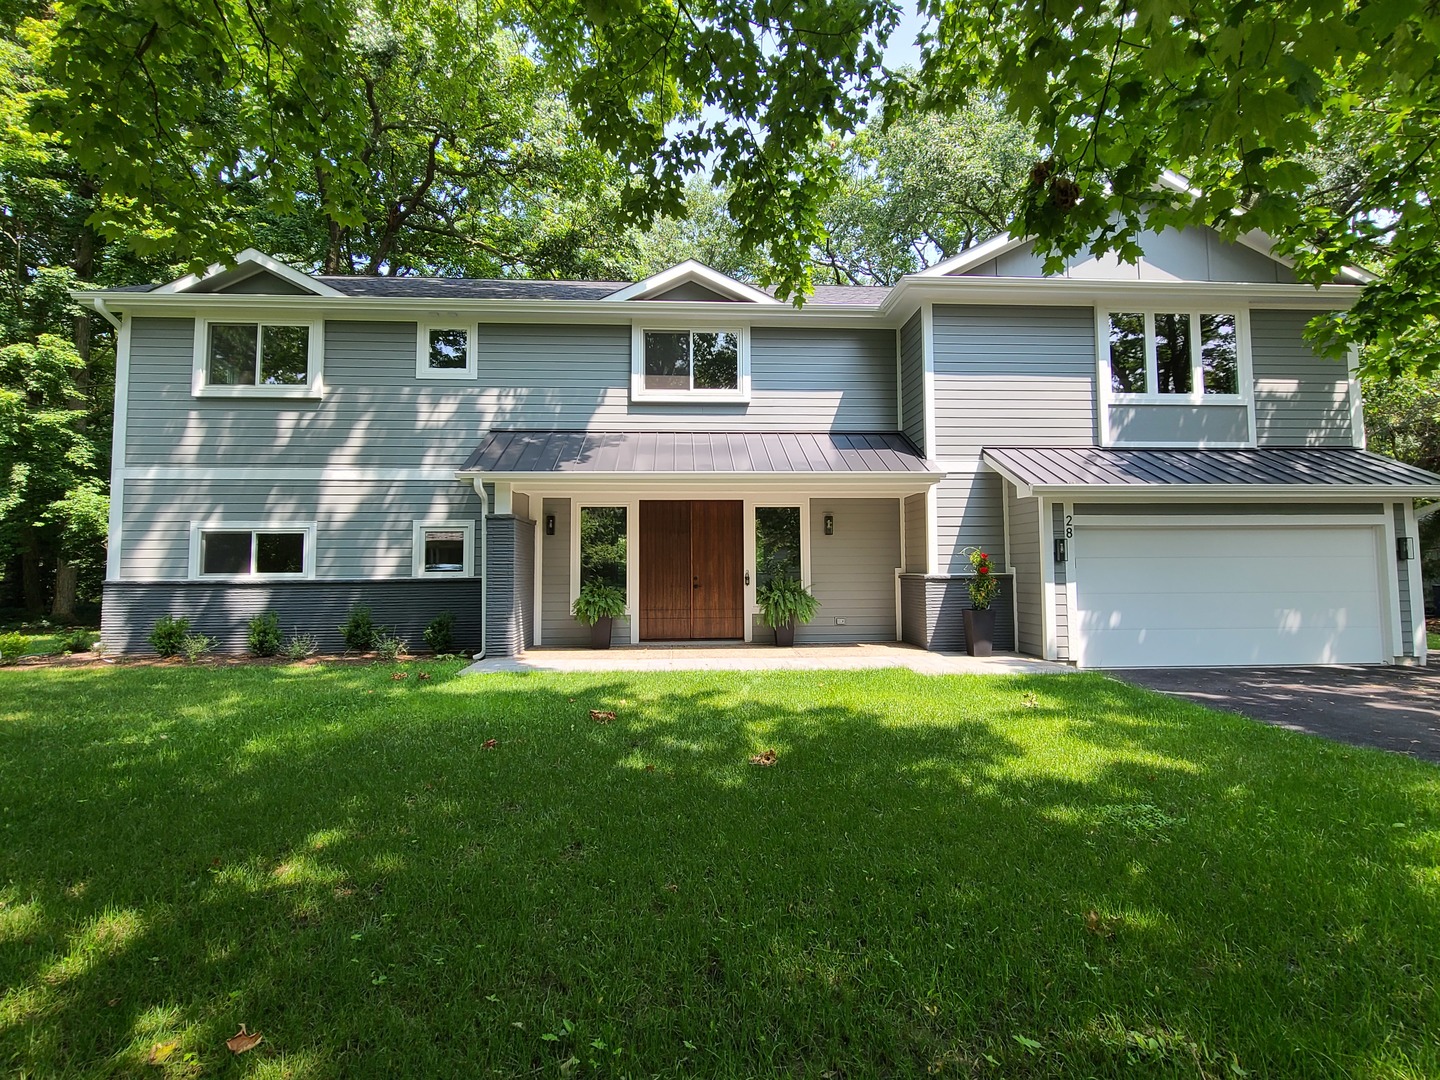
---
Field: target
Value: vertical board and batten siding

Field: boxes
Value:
[930,305,1097,458]
[935,472,1006,575]
[124,319,899,469]
[1006,486,1043,657]
[898,311,926,452]
[1395,502,1414,657]
[1051,503,1070,659]
[119,478,482,580]
[801,499,900,643]
[1251,309,1355,447]
[902,493,927,573]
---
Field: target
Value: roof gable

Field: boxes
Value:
[150,249,343,297]
[605,260,779,304]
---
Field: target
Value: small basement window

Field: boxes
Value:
[1105,311,1243,399]
[195,320,320,396]
[193,526,313,578]
[416,323,476,379]
[412,521,474,577]
[632,327,749,401]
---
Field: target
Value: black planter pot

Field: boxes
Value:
[963,608,995,657]
[589,616,613,649]
[773,618,797,647]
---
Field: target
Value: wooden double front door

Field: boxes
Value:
[639,500,745,640]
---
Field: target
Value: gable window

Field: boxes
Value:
[193,319,322,398]
[416,323,476,380]
[1105,311,1242,399]
[412,521,474,577]
[190,524,315,579]
[631,326,750,402]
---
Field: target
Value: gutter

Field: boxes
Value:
[91,296,122,329]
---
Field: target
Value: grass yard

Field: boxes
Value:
[2,665,1438,1079]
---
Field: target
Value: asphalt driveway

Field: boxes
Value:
[1113,665,1440,763]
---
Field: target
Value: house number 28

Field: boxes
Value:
[1064,514,1074,539]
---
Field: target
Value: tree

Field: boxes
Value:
[910,0,1440,374]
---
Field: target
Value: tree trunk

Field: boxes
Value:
[51,559,77,622]
[21,540,45,614]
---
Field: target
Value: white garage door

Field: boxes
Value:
[1072,524,1387,668]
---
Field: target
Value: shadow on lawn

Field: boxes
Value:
[1,665,1438,1078]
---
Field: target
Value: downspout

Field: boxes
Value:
[470,477,488,660]
[91,296,122,330]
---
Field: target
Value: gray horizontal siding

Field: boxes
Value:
[120,478,482,580]
[899,574,927,647]
[1252,309,1355,447]
[1051,502,1070,659]
[966,227,1297,284]
[899,310,925,452]
[932,305,1097,457]
[540,497,583,646]
[1007,487,1043,657]
[101,579,484,655]
[802,498,900,643]
[1109,404,1249,446]
[903,492,927,573]
[125,319,898,469]
[935,471,1006,575]
[924,576,1016,652]
[1396,502,1414,657]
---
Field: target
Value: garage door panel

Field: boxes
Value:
[1073,524,1385,668]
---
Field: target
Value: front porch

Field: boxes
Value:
[462,641,1064,675]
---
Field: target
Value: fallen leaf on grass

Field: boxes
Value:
[481,738,498,750]
[644,763,655,772]
[749,749,778,766]
[417,672,431,681]
[664,883,679,892]
[590,709,616,723]
[391,672,408,681]
[1021,691,1039,708]
[148,1039,179,1064]
[1084,909,1115,939]
[225,1025,262,1054]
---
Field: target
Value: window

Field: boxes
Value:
[1105,311,1242,398]
[755,506,802,589]
[416,323,476,379]
[194,320,320,397]
[191,524,314,579]
[412,521,474,577]
[632,327,749,400]
[579,506,627,591]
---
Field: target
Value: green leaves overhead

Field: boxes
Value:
[913,0,1440,374]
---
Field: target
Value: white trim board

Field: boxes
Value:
[152,249,344,297]
[605,260,780,304]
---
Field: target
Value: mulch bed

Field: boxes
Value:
[3,652,457,670]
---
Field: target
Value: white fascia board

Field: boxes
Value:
[146,248,344,297]
[914,232,1031,278]
[604,260,781,304]
[881,276,1364,315]
[1024,483,1440,500]
[457,470,945,492]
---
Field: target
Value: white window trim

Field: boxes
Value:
[629,324,751,403]
[412,520,475,578]
[1095,307,1256,447]
[188,521,317,581]
[748,500,811,622]
[415,322,477,380]
[570,501,638,638]
[192,317,324,399]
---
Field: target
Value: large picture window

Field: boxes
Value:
[192,525,314,579]
[632,327,749,401]
[193,319,321,397]
[1106,311,1241,398]
[579,506,627,591]
[755,506,802,589]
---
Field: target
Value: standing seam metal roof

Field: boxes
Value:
[461,430,937,475]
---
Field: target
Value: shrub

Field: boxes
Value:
[756,577,820,628]
[966,548,1000,611]
[375,634,407,662]
[179,633,216,663]
[571,582,627,626]
[149,615,191,657]
[339,605,379,651]
[0,631,25,665]
[59,629,95,654]
[247,611,282,657]
[281,633,320,661]
[424,611,456,654]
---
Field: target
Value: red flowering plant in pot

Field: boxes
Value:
[963,548,1000,657]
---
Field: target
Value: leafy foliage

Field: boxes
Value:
[338,606,380,652]
[280,632,319,661]
[579,507,626,592]
[756,577,820,629]
[147,615,189,657]
[179,632,216,662]
[0,629,23,663]
[966,548,999,610]
[911,0,1440,373]
[571,581,626,626]
[423,610,456,654]
[247,612,282,657]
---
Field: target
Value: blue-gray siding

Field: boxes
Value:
[1006,487,1043,656]
[899,310,926,452]
[100,579,485,654]
[931,305,1096,457]
[1251,309,1355,447]
[935,472,1007,575]
[903,492,927,573]
[896,575,1016,651]
[1051,502,1070,659]
[1396,502,1414,657]
[124,319,898,469]
[1108,404,1250,446]
[801,498,900,643]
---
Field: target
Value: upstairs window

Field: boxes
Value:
[1106,311,1242,398]
[416,323,476,379]
[632,327,749,401]
[194,319,321,397]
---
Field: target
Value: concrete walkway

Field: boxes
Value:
[462,642,1070,676]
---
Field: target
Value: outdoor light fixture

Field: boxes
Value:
[1054,538,1068,564]
[545,514,556,536]
[1397,535,1415,561]
[823,514,834,536]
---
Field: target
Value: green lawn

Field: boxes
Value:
[2,665,1438,1079]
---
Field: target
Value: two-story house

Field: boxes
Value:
[77,218,1440,668]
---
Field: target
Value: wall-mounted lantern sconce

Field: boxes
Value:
[1054,538,1068,564]
[545,514,556,536]
[1397,535,1415,561]
[823,514,834,536]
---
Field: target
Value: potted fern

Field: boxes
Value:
[572,581,627,649]
[756,577,820,647]
[963,548,1000,657]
